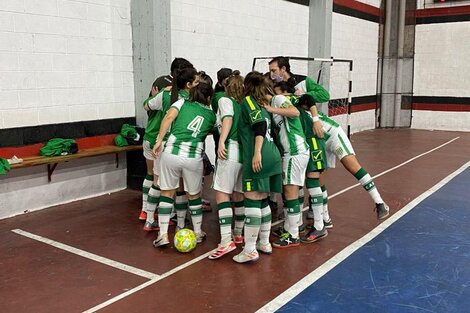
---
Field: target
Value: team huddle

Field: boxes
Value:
[139,56,389,263]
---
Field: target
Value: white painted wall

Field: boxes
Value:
[413,2,470,131]
[0,0,134,218]
[170,0,309,82]
[0,0,135,129]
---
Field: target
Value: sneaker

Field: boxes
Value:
[195,230,207,243]
[298,224,306,234]
[143,220,159,232]
[375,203,389,220]
[152,233,169,247]
[324,218,333,229]
[301,226,328,243]
[138,210,147,221]
[272,226,288,237]
[208,241,237,260]
[202,200,212,212]
[232,233,244,244]
[273,232,300,249]
[256,241,273,254]
[233,250,259,263]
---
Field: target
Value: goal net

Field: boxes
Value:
[252,56,353,137]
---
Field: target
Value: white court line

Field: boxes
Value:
[82,250,214,313]
[11,229,160,280]
[257,160,470,313]
[272,136,460,227]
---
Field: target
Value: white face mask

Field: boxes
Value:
[270,72,283,83]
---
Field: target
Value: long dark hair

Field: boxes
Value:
[170,58,194,104]
[190,82,214,106]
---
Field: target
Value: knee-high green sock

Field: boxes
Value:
[217,202,233,244]
[189,198,203,234]
[285,199,300,238]
[175,191,188,229]
[354,168,384,204]
[233,201,245,236]
[158,196,173,235]
[321,185,330,222]
[243,199,261,253]
[259,198,272,245]
[142,175,153,212]
[146,185,160,223]
[307,178,323,230]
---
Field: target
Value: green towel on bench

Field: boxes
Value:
[40,138,78,156]
[0,158,11,175]
[115,124,140,147]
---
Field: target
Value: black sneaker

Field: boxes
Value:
[273,232,300,249]
[301,226,328,243]
[324,218,333,229]
[375,203,389,220]
[272,226,288,237]
[298,224,306,234]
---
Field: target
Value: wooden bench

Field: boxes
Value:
[1,134,142,182]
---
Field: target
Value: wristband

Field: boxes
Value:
[313,116,320,122]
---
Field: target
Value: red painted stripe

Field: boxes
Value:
[0,134,118,159]
[416,5,470,18]
[412,103,470,112]
[351,102,377,113]
[333,0,380,17]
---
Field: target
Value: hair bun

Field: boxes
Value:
[232,70,240,76]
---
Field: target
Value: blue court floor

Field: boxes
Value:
[278,167,470,313]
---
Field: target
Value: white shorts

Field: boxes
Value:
[143,140,155,161]
[153,155,161,177]
[212,159,243,194]
[282,151,309,186]
[158,151,203,195]
[326,127,355,168]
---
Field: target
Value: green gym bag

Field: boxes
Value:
[39,138,78,156]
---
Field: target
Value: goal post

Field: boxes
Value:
[252,56,353,138]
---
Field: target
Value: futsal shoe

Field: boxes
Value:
[272,226,288,237]
[233,250,259,263]
[256,241,273,254]
[208,241,237,260]
[298,224,306,234]
[307,196,314,219]
[195,230,207,243]
[301,226,328,243]
[307,219,333,230]
[202,199,212,212]
[324,218,334,229]
[152,233,169,247]
[375,203,390,220]
[139,210,147,221]
[143,220,159,232]
[272,233,300,249]
[232,233,244,244]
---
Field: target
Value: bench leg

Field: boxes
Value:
[47,163,58,182]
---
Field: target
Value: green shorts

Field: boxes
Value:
[243,174,282,193]
[306,137,328,173]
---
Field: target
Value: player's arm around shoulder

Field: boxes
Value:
[263,95,299,117]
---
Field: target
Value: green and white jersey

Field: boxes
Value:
[146,89,190,144]
[239,96,282,179]
[212,91,225,113]
[271,95,308,157]
[164,99,216,158]
[143,94,163,145]
[216,96,242,163]
[294,76,330,103]
[298,108,340,142]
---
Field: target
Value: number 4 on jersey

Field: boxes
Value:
[187,116,205,138]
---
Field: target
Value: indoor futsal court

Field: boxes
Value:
[1,129,469,312]
[1,0,469,313]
